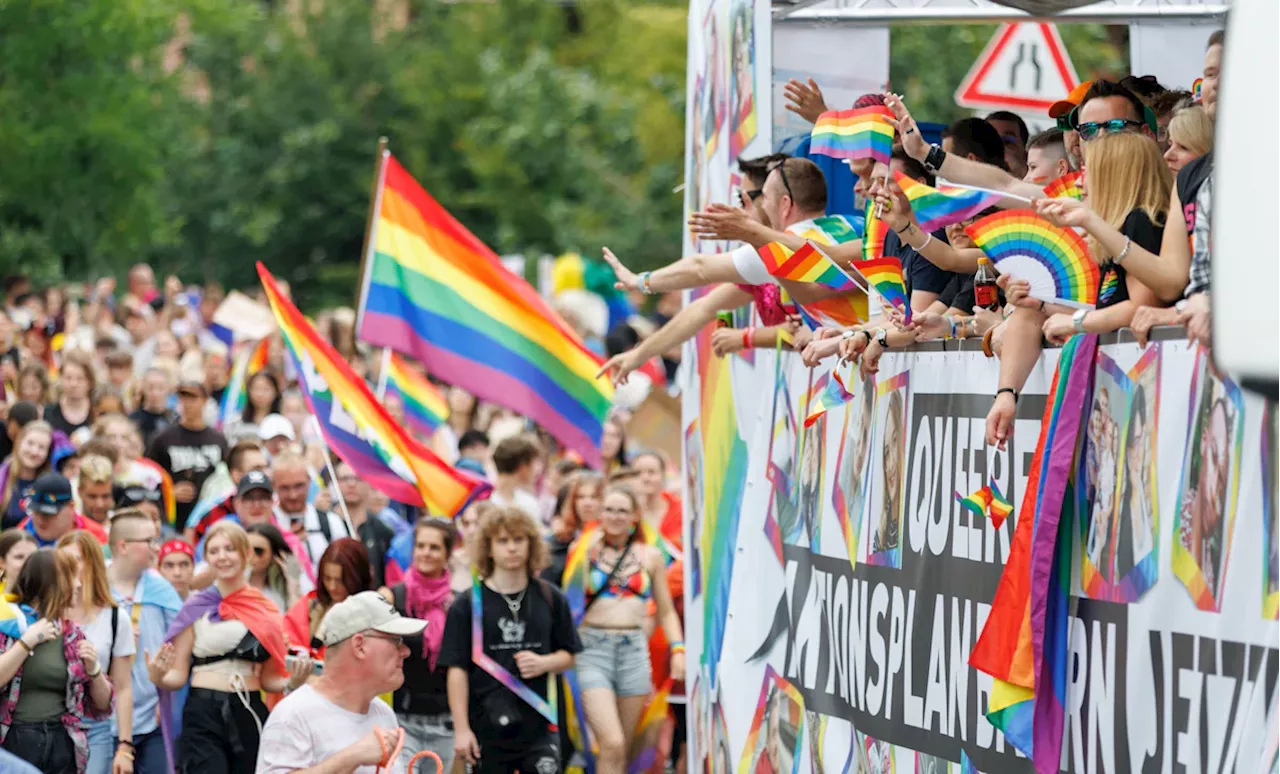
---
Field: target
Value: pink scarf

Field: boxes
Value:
[403,567,453,669]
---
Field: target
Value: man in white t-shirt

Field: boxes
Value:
[256,591,427,774]
[489,435,543,520]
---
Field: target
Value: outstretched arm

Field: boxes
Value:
[603,248,748,295]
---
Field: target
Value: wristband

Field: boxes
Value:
[742,327,755,350]
[944,314,955,340]
[982,327,996,358]
[895,223,911,235]
[16,638,33,654]
[1114,236,1132,265]
[924,144,947,172]
[639,271,654,295]
[669,640,685,654]
[995,387,1018,403]
[86,662,102,678]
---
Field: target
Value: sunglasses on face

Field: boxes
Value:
[742,188,763,202]
[1076,119,1144,142]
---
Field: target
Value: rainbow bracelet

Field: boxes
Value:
[669,640,685,654]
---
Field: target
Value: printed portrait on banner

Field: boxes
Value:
[798,372,827,552]
[804,710,827,774]
[915,751,951,774]
[728,0,758,158]
[711,692,733,774]
[863,734,896,774]
[832,372,875,567]
[1079,351,1133,599]
[685,418,704,600]
[741,667,805,774]
[765,364,799,561]
[689,74,708,248]
[867,371,908,567]
[1172,348,1245,611]
[1264,403,1278,619]
[1111,345,1161,601]
[702,3,726,161]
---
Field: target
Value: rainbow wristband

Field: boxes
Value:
[669,641,685,654]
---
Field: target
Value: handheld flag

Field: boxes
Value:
[804,368,854,427]
[853,257,910,324]
[218,338,270,427]
[810,106,896,164]
[893,170,1003,232]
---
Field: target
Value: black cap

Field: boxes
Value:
[237,470,273,497]
[29,473,73,516]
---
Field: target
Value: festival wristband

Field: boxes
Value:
[669,640,685,653]
[995,387,1018,403]
[471,573,558,728]
[742,327,755,350]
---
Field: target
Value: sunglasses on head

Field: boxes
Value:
[1076,119,1145,142]
[768,160,794,202]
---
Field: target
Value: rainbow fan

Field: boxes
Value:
[862,198,888,263]
[853,257,910,323]
[894,170,1002,232]
[965,209,1100,308]
[1042,171,1084,201]
[810,105,896,164]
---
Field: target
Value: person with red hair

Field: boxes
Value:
[284,538,373,662]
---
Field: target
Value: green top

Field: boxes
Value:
[13,638,67,722]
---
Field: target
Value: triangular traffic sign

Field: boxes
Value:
[955,23,1079,113]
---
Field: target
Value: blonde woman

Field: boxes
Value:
[1163,104,1214,173]
[0,421,54,530]
[989,131,1170,448]
[58,531,135,774]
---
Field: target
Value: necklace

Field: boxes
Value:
[500,587,527,619]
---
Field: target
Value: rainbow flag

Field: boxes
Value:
[810,105,896,164]
[804,368,854,427]
[218,338,270,427]
[862,198,888,263]
[757,242,858,292]
[854,257,910,323]
[627,680,673,774]
[960,749,980,774]
[260,263,488,515]
[955,479,1014,529]
[1042,171,1084,201]
[383,352,449,438]
[970,334,1095,772]
[894,170,1002,232]
[356,153,612,467]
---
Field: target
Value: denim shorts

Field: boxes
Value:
[575,627,652,697]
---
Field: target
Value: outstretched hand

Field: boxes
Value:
[596,350,642,386]
[689,204,754,243]
[601,248,641,292]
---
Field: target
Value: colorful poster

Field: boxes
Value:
[685,418,705,600]
[1172,348,1245,611]
[1111,344,1161,601]
[739,667,805,774]
[831,371,875,568]
[864,734,897,774]
[702,4,726,160]
[728,0,758,158]
[798,371,827,552]
[765,361,798,561]
[867,370,908,567]
[1079,351,1135,599]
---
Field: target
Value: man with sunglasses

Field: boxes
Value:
[258,591,426,774]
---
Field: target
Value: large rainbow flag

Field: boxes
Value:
[356,153,613,466]
[218,338,270,427]
[383,352,449,438]
[260,264,488,515]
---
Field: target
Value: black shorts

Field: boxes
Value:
[178,687,268,774]
[469,734,560,774]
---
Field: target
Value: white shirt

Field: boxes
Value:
[490,489,541,521]
[256,684,403,774]
[729,218,822,285]
[80,604,136,669]
[275,505,352,569]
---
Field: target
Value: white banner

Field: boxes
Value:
[682,334,1278,773]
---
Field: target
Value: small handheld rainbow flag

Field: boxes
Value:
[955,479,1014,529]
[894,170,1002,232]
[810,214,862,244]
[862,198,888,263]
[810,105,896,164]
[966,209,1099,308]
[804,368,854,427]
[1042,171,1084,201]
[757,242,857,292]
[384,352,449,438]
[853,257,911,324]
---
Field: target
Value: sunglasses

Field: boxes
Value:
[362,631,404,649]
[1076,119,1145,142]
[768,160,794,202]
[742,188,763,203]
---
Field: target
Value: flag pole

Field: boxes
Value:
[375,347,392,401]
[311,416,358,537]
[354,137,391,332]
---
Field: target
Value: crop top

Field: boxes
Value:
[587,548,652,602]
[190,616,271,673]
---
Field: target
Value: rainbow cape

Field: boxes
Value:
[356,153,612,467]
[804,367,854,427]
[966,209,1099,308]
[894,170,1002,232]
[1042,171,1084,201]
[853,256,910,323]
[969,334,1095,772]
[260,263,488,515]
[218,338,270,427]
[384,352,449,438]
[810,105,896,164]
[955,478,1014,529]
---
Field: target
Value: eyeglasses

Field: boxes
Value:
[361,631,404,649]
[601,506,633,516]
[768,161,794,202]
[122,538,161,549]
[1076,119,1145,142]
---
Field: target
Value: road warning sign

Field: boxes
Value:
[955,23,1080,114]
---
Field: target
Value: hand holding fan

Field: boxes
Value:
[965,210,1100,309]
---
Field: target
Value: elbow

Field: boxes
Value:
[688,254,715,285]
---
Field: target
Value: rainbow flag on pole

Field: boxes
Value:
[810,106,896,163]
[356,153,613,467]
[383,352,449,438]
[218,338,270,427]
[260,263,488,515]
[894,170,1002,232]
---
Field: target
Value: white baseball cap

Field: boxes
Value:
[316,591,426,646]
[258,413,296,442]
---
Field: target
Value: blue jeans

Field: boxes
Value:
[118,729,168,774]
[88,722,168,774]
[86,719,114,774]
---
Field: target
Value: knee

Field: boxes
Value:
[596,731,628,763]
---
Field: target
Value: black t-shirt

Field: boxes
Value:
[1096,209,1165,310]
[356,516,396,589]
[43,402,91,439]
[884,228,959,302]
[389,583,452,718]
[146,424,228,530]
[437,579,583,750]
[130,408,179,448]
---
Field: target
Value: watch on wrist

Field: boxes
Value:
[1072,308,1089,334]
[875,329,889,347]
[924,144,947,172]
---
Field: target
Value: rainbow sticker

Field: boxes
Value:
[965,209,1100,308]
[1192,77,1204,102]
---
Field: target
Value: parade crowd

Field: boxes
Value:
[0,27,1225,774]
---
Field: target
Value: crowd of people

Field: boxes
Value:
[600,32,1223,459]
[0,248,690,774]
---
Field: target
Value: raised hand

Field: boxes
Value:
[783,78,830,124]
[145,643,176,685]
[600,247,641,292]
[882,93,928,161]
[78,639,100,675]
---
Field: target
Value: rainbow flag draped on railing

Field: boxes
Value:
[260,263,488,515]
[969,334,1095,773]
[218,338,269,427]
[356,153,613,467]
[384,352,449,438]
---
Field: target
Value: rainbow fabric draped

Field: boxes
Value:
[969,334,1096,772]
[469,573,557,727]
[260,264,488,515]
[384,352,449,437]
[356,154,612,467]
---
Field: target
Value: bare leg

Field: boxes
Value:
[583,687,627,774]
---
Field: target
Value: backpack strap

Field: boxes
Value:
[110,606,119,662]
[316,508,333,544]
[391,583,407,616]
